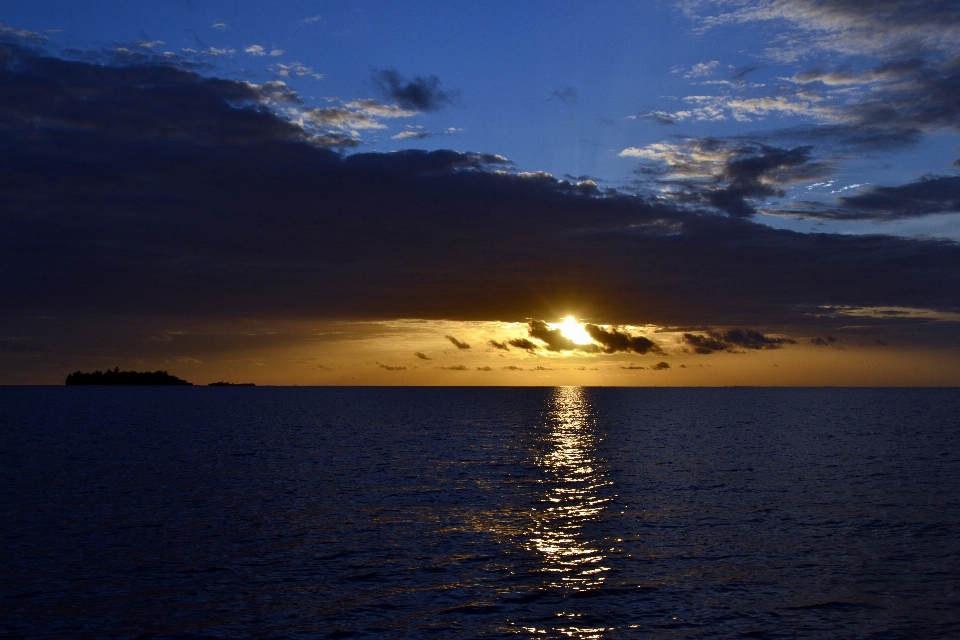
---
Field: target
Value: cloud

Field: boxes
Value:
[583,324,663,354]
[651,361,671,370]
[682,329,797,354]
[732,65,763,83]
[550,87,578,104]
[303,107,383,130]
[438,364,467,370]
[640,95,840,125]
[811,336,838,346]
[301,15,323,25]
[642,111,682,126]
[0,22,46,43]
[527,320,600,353]
[477,366,492,371]
[345,99,416,118]
[392,130,431,140]
[391,126,461,141]
[624,137,833,216]
[373,69,457,112]
[620,365,645,370]
[379,364,406,370]
[842,175,960,219]
[309,131,361,148]
[1,42,958,343]
[488,340,510,350]
[273,62,323,80]
[682,2,960,138]
[445,335,471,349]
[502,366,523,371]
[414,351,431,360]
[507,339,539,351]
[685,0,960,60]
[684,61,720,78]
[243,44,282,58]
[772,174,960,221]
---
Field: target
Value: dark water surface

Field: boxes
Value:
[2,387,960,638]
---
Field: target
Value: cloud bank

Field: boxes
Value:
[0,40,958,341]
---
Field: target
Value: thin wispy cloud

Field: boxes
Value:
[272,62,323,80]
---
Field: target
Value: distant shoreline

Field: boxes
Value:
[63,369,259,386]
[65,369,192,386]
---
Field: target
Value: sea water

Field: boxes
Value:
[2,387,959,638]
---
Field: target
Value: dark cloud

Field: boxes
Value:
[767,0,960,135]
[620,365,645,370]
[793,56,960,138]
[372,69,457,112]
[676,2,960,222]
[699,1,960,60]
[550,87,577,105]
[838,175,960,220]
[811,336,838,346]
[712,144,827,217]
[712,145,818,217]
[643,111,680,126]
[414,351,431,360]
[629,138,833,217]
[774,174,960,221]
[488,340,510,350]
[1,42,958,344]
[683,330,797,354]
[527,320,601,353]
[583,324,662,355]
[507,339,539,352]
[438,364,467,371]
[651,361,670,370]
[0,22,46,44]
[379,364,406,370]
[476,366,491,371]
[502,366,523,371]
[445,335,471,350]
[766,124,921,153]
[731,65,762,83]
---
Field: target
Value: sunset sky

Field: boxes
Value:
[1,1,959,385]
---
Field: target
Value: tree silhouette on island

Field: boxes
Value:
[64,368,256,385]
[65,368,192,385]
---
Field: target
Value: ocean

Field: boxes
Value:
[2,387,959,638]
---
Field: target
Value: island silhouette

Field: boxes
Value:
[65,368,192,385]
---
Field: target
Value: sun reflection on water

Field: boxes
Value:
[525,386,613,638]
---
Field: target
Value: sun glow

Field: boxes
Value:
[556,316,594,345]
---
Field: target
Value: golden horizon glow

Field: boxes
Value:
[9,316,960,386]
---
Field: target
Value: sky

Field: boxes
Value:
[1,0,959,385]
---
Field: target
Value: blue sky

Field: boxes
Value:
[1,1,960,384]
[7,0,960,239]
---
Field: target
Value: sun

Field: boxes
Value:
[556,316,594,345]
